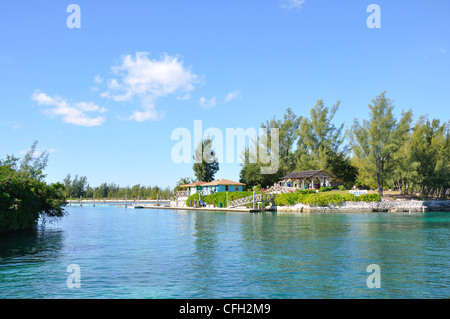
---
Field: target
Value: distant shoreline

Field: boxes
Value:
[67,199,450,213]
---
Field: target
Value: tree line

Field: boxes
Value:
[239,92,449,199]
[62,174,173,199]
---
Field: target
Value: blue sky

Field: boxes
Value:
[1,0,449,189]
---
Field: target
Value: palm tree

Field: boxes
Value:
[175,177,193,192]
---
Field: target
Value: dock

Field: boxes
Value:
[65,199,270,213]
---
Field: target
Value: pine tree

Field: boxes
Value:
[192,137,219,182]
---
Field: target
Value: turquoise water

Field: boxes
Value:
[0,207,449,299]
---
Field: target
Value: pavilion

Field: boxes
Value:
[278,170,333,189]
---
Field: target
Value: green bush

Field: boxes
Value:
[1,150,66,232]
[319,186,333,192]
[358,193,382,202]
[274,192,381,207]
[338,185,346,191]
[297,189,317,194]
[274,193,301,206]
[186,191,261,207]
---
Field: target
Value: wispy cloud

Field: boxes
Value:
[94,75,104,84]
[101,52,201,121]
[281,0,305,10]
[224,90,240,102]
[31,90,106,127]
[199,96,217,109]
[0,121,22,130]
[199,90,240,109]
[440,48,446,54]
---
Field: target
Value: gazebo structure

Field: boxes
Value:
[278,170,333,189]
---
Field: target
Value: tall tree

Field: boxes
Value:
[192,137,219,182]
[263,108,300,176]
[295,100,344,173]
[349,92,412,196]
[406,117,449,198]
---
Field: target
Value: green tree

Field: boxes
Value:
[324,150,358,188]
[193,137,219,182]
[175,177,193,192]
[263,108,300,176]
[0,142,66,232]
[406,117,449,198]
[295,100,344,172]
[349,92,413,196]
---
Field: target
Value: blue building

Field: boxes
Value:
[201,179,245,195]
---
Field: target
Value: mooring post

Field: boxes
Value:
[253,191,255,210]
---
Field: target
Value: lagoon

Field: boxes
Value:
[0,207,449,299]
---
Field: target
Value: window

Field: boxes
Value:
[225,185,229,191]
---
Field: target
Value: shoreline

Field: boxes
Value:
[275,199,450,213]
[170,199,450,213]
[67,199,450,213]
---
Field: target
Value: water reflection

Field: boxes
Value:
[0,226,64,265]
[190,211,222,297]
[0,208,448,298]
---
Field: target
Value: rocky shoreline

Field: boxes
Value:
[275,199,450,213]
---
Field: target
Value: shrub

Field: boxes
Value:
[297,189,317,194]
[186,191,261,207]
[274,192,381,207]
[319,186,333,192]
[338,185,346,191]
[358,193,382,202]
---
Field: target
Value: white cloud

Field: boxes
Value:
[102,52,200,121]
[199,91,240,109]
[199,96,216,109]
[31,90,106,127]
[177,93,191,101]
[440,48,446,54]
[281,0,305,10]
[94,75,104,84]
[224,90,240,102]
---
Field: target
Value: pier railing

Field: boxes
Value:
[228,193,276,208]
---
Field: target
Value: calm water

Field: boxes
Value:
[0,207,449,299]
